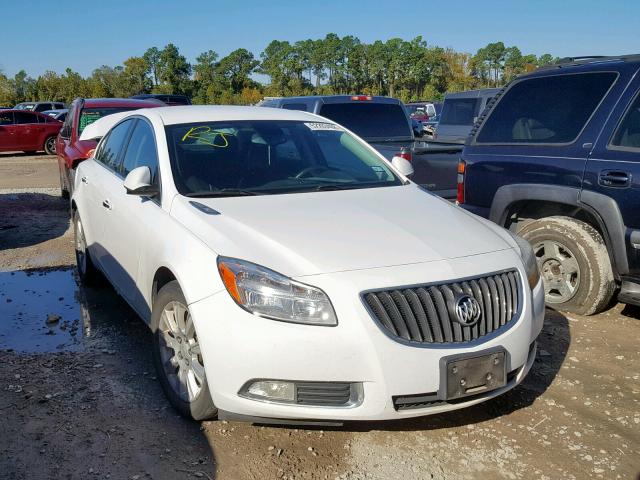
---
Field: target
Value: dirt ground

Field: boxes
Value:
[1,154,638,480]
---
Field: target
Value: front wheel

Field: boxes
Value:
[44,136,56,155]
[152,281,217,420]
[519,216,615,315]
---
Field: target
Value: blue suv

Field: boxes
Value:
[459,55,640,315]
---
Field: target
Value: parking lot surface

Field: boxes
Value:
[1,154,638,479]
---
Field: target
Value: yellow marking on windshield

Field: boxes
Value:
[181,126,233,148]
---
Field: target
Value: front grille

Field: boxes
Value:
[295,382,353,406]
[363,270,520,344]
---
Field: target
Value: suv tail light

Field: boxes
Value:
[456,159,466,204]
[397,147,412,162]
[350,95,372,101]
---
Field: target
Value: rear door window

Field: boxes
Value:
[14,112,39,124]
[610,92,640,151]
[439,98,479,126]
[476,72,618,144]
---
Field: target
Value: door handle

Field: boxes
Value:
[102,199,112,210]
[81,176,88,184]
[598,170,631,188]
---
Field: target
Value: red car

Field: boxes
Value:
[0,109,62,155]
[56,98,161,198]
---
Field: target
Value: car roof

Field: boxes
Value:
[273,95,402,105]
[514,54,640,80]
[444,88,501,99]
[0,109,47,115]
[131,94,187,99]
[42,109,68,114]
[81,98,162,108]
[128,105,328,126]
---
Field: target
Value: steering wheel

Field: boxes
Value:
[294,165,343,179]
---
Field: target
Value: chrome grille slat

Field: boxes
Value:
[363,270,521,345]
[416,288,443,342]
[403,289,433,342]
[429,287,453,342]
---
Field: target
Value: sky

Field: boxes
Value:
[1,0,638,78]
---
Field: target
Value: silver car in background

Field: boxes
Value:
[432,88,499,144]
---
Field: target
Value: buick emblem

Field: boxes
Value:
[454,295,481,326]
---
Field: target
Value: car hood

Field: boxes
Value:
[169,184,513,278]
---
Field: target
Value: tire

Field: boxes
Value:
[44,136,56,155]
[59,163,70,200]
[73,210,101,285]
[152,281,217,421]
[519,216,615,315]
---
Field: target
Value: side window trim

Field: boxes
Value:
[472,71,620,147]
[119,116,162,203]
[112,119,138,177]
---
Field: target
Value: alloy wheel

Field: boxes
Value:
[158,301,205,402]
[45,137,56,154]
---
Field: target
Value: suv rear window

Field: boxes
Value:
[319,103,411,139]
[476,72,617,144]
[439,98,479,126]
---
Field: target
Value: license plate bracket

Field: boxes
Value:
[442,349,507,401]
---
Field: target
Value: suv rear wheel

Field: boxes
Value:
[519,216,615,315]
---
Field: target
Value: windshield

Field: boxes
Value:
[78,107,139,134]
[15,103,35,111]
[165,120,402,197]
[318,103,412,139]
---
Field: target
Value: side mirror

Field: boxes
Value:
[391,156,414,178]
[124,166,158,196]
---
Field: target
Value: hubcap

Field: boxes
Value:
[534,240,581,304]
[75,218,87,276]
[158,301,205,402]
[46,137,56,153]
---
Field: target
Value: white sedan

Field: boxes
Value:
[72,106,545,422]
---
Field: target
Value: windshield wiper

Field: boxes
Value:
[185,189,258,198]
[314,183,383,192]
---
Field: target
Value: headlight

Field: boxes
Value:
[217,257,337,326]
[508,231,541,290]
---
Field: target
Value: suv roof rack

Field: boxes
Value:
[539,54,640,70]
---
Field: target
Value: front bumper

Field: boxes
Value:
[189,250,545,421]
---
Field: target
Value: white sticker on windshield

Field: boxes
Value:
[304,122,344,131]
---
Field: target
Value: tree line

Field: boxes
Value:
[0,36,557,106]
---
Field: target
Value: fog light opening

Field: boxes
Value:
[245,380,296,402]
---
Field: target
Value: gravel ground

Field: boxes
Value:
[1,155,638,479]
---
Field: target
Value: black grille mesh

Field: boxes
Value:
[295,382,352,406]
[364,271,520,344]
